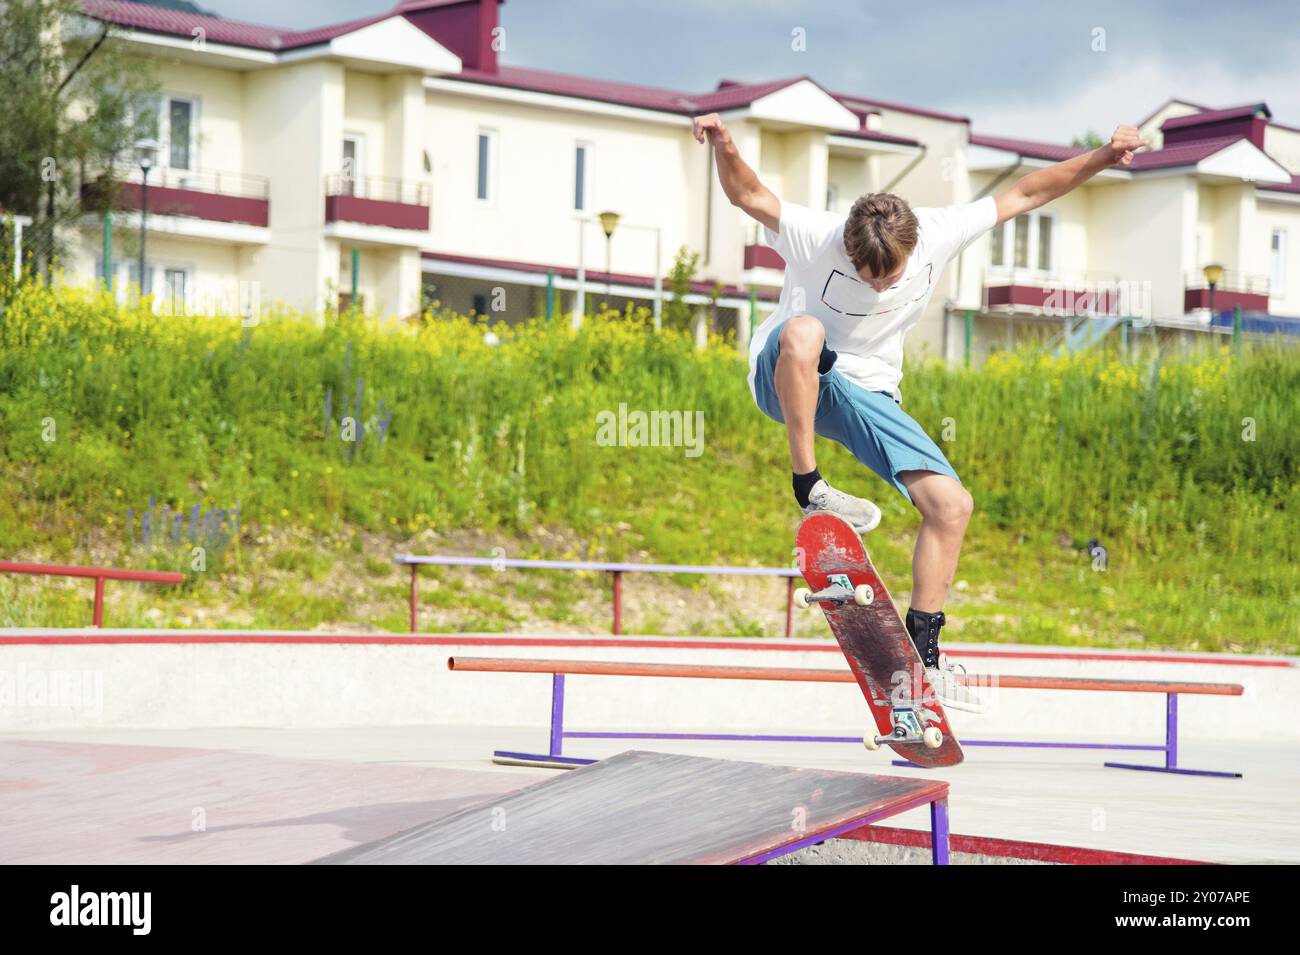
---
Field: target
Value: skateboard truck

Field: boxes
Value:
[863,706,944,752]
[794,573,874,609]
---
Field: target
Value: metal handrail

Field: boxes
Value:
[0,561,184,627]
[396,554,799,636]
[324,173,430,205]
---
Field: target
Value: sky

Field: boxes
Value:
[198,0,1300,141]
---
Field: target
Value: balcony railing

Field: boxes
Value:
[323,174,430,231]
[324,174,430,206]
[1182,270,1270,315]
[82,164,270,227]
[108,163,269,199]
[982,268,1151,320]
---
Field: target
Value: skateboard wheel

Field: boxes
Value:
[922,727,943,749]
[862,733,881,751]
[853,583,874,606]
[794,587,813,609]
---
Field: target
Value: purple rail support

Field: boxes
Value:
[1103,692,1242,778]
[550,673,566,757]
[611,571,623,635]
[930,798,950,865]
[409,564,418,633]
[488,673,1241,778]
[785,578,795,639]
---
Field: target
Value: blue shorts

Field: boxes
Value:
[752,322,961,503]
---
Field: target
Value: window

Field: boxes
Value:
[127,260,150,295]
[574,143,591,211]
[989,211,1055,272]
[990,222,1005,267]
[167,98,194,170]
[477,130,496,202]
[1272,229,1287,296]
[342,135,365,196]
[826,183,839,212]
[1036,216,1053,271]
[1013,215,1030,268]
[163,268,188,313]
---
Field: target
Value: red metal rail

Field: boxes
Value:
[397,554,799,637]
[0,561,184,627]
[445,656,1245,696]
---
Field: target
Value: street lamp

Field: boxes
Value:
[1202,263,1224,321]
[134,138,160,295]
[572,214,662,330]
[598,210,621,294]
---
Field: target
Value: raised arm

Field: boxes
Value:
[694,112,780,233]
[994,125,1147,225]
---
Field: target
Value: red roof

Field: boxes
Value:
[81,0,390,51]
[453,65,716,113]
[1259,174,1300,195]
[1161,103,1270,131]
[1128,136,1242,170]
[969,134,1087,162]
[80,0,930,139]
[970,131,1249,171]
[835,93,969,126]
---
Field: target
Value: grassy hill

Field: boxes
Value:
[1,284,1296,652]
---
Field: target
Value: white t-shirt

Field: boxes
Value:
[748,196,997,402]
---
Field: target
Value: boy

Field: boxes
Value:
[693,112,1144,708]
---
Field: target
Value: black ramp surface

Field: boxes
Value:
[317,750,947,865]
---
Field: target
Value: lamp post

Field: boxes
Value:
[1202,262,1223,324]
[598,210,621,294]
[135,139,160,296]
[571,214,663,329]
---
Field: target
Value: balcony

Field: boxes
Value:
[82,166,270,227]
[323,174,430,232]
[982,268,1148,320]
[743,243,785,271]
[1182,270,1270,316]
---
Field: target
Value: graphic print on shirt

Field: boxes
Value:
[820,263,935,318]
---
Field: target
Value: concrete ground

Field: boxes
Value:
[1,724,1294,864]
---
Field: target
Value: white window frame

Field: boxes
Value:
[574,141,593,213]
[342,133,367,196]
[989,209,1057,275]
[161,94,199,174]
[1271,228,1287,296]
[477,129,497,204]
[159,265,192,314]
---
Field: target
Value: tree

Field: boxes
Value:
[0,0,159,280]
[662,246,699,331]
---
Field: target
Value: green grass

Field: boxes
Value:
[0,283,1296,651]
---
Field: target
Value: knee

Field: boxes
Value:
[778,315,825,363]
[923,485,974,530]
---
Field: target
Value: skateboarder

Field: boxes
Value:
[694,112,1145,710]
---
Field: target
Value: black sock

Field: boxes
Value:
[793,468,822,508]
[905,608,946,668]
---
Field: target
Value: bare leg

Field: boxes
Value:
[899,471,973,612]
[773,315,824,473]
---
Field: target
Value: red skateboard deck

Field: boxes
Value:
[795,511,963,768]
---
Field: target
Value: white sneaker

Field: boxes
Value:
[927,656,987,714]
[803,479,882,533]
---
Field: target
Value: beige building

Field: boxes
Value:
[56,0,1300,353]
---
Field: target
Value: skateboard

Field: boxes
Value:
[795,511,964,768]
